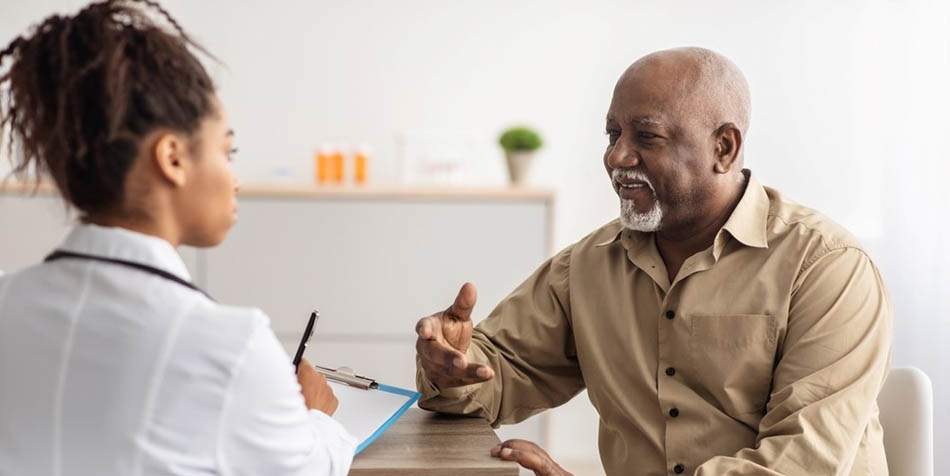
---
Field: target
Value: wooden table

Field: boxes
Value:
[350,409,519,475]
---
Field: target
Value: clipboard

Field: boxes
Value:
[318,366,420,454]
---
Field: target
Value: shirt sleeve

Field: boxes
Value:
[217,322,357,476]
[416,246,586,426]
[695,246,893,475]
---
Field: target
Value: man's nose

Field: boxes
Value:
[606,140,640,169]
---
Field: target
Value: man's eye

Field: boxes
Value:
[638,132,659,140]
[605,131,620,144]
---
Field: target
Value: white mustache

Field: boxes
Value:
[611,169,655,193]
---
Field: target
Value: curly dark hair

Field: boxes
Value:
[0,0,216,215]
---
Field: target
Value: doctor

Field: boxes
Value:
[0,1,355,475]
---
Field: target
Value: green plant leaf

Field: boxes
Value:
[499,126,543,152]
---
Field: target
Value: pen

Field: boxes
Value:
[292,310,318,372]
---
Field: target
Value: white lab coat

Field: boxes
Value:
[0,224,356,476]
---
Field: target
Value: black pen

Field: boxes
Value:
[292,310,318,372]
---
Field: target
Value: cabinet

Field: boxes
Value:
[1,182,555,446]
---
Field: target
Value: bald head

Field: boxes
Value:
[619,47,751,136]
[604,48,752,235]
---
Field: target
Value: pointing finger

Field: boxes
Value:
[446,282,477,322]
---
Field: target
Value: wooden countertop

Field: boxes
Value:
[0,181,554,202]
[350,408,518,476]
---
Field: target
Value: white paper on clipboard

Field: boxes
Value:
[328,380,420,454]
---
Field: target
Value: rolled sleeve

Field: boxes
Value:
[416,246,586,426]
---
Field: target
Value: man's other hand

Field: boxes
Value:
[491,439,574,476]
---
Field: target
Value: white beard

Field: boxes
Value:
[620,197,663,231]
[613,169,663,232]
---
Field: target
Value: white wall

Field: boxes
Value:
[3,1,948,474]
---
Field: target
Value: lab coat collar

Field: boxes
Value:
[57,224,193,282]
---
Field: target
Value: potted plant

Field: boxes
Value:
[498,126,542,186]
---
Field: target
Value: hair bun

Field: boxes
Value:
[0,0,217,216]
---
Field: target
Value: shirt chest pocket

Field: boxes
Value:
[689,314,778,415]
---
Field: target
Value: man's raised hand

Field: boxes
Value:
[415,282,495,388]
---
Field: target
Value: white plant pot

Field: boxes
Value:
[505,151,534,186]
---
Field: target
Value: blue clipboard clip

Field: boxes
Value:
[316,365,379,390]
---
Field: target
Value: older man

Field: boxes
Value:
[415,47,892,476]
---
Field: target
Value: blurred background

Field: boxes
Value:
[2,1,948,474]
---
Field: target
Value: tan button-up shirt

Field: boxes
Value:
[417,172,892,476]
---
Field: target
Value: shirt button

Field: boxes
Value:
[665,367,676,376]
[669,408,680,418]
[665,310,676,320]
[673,464,685,474]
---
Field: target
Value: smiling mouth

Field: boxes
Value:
[615,179,654,193]
[617,182,649,189]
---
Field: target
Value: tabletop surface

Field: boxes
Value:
[349,408,519,476]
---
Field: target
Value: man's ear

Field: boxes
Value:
[712,122,743,174]
[152,132,189,187]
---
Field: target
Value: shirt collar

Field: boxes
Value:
[57,224,193,282]
[719,170,770,250]
[594,221,624,248]
[594,170,770,251]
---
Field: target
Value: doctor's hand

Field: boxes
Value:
[415,282,495,389]
[296,358,339,416]
[492,440,574,476]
